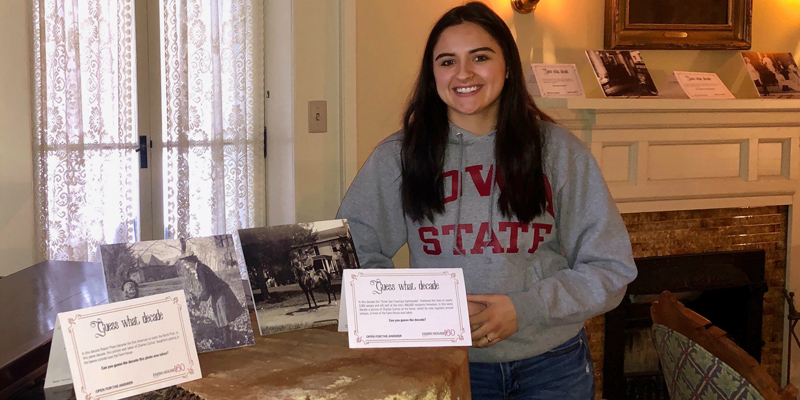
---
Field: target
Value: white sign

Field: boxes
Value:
[342,268,472,348]
[529,63,585,98]
[673,71,735,99]
[337,282,348,332]
[47,290,201,400]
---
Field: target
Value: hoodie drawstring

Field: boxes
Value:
[486,172,495,247]
[453,132,466,255]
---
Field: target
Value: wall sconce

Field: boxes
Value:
[511,0,539,13]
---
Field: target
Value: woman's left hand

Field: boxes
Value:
[467,294,518,348]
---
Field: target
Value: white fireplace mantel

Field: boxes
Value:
[539,98,800,214]
[539,97,800,386]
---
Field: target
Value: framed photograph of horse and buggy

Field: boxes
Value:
[238,219,361,335]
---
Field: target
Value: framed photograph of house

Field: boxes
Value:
[237,219,360,336]
[99,235,255,353]
[605,0,752,49]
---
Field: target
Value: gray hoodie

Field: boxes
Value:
[336,121,637,363]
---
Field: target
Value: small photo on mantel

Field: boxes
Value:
[586,50,659,98]
[741,52,800,98]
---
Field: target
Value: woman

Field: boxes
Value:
[336,2,636,398]
[187,254,245,344]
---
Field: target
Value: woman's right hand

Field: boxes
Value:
[468,300,487,331]
[466,294,519,348]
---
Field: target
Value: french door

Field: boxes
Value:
[31,0,265,262]
[136,0,266,242]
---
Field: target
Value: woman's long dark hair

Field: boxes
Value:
[401,1,554,224]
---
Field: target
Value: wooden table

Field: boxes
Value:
[0,261,107,398]
[1,262,471,399]
[156,325,471,400]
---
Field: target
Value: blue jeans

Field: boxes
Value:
[469,329,595,400]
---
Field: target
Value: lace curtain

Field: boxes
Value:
[161,0,265,240]
[31,0,139,262]
[31,0,265,262]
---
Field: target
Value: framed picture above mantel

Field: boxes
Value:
[605,0,752,50]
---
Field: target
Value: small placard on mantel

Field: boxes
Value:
[674,71,735,99]
[527,63,585,98]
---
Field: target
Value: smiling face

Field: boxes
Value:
[432,22,506,135]
[123,281,138,299]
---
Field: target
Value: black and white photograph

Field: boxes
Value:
[238,219,360,335]
[99,235,255,352]
[586,50,659,97]
[741,52,800,97]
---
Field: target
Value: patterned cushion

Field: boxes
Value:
[652,324,765,400]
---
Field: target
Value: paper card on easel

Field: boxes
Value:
[673,71,735,99]
[44,318,74,397]
[338,283,348,332]
[525,64,543,97]
[529,63,586,98]
[658,73,690,99]
[344,268,472,349]
[53,290,201,400]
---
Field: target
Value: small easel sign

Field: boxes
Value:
[339,268,472,349]
[527,63,586,98]
[45,290,201,400]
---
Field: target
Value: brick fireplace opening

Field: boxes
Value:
[586,206,788,399]
[603,250,767,400]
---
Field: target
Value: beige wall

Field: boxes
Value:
[0,2,34,276]
[293,0,344,224]
[266,0,345,226]
[355,0,800,163]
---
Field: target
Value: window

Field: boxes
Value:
[31,0,265,261]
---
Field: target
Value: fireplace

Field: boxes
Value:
[602,250,767,400]
[584,206,788,399]
[536,99,799,398]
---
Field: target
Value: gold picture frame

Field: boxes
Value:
[605,0,752,50]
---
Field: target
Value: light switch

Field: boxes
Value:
[308,100,327,133]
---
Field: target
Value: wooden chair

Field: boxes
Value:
[650,290,798,400]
